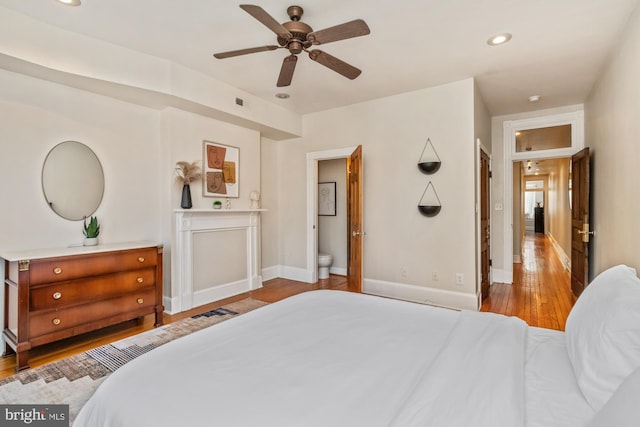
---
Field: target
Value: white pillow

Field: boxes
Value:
[565,264,640,411]
[586,365,640,427]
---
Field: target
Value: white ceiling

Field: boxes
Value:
[0,0,637,116]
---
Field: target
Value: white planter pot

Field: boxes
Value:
[83,237,99,246]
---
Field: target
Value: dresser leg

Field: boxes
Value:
[15,350,30,372]
[2,342,15,357]
[154,307,164,327]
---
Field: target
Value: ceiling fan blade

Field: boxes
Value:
[277,55,298,87]
[213,45,279,59]
[308,50,362,80]
[239,4,292,39]
[307,19,370,45]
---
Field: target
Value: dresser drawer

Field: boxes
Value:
[29,247,158,285]
[29,288,157,338]
[30,268,156,311]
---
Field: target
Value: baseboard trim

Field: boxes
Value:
[492,269,513,284]
[262,265,314,283]
[163,295,179,315]
[363,279,479,311]
[547,233,571,271]
[329,266,347,276]
[261,265,280,282]
[262,265,347,283]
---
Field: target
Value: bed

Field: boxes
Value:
[75,264,640,426]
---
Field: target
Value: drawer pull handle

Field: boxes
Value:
[137,277,144,283]
[137,257,145,263]
[53,267,62,275]
[52,292,62,300]
[52,318,61,326]
[137,298,144,304]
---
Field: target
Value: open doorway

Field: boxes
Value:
[484,153,575,329]
[524,178,545,234]
[306,146,363,290]
[317,158,348,279]
[502,110,584,282]
[514,158,572,270]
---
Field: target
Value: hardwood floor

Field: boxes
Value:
[1,237,574,379]
[0,275,349,380]
[481,232,577,331]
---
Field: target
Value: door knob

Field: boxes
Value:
[352,230,366,237]
[578,223,595,243]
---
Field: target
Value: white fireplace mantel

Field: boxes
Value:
[171,209,266,313]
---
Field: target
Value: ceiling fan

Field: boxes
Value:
[213,4,370,87]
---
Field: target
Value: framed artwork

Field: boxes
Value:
[318,182,336,216]
[203,141,239,198]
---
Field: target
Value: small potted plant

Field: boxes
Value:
[83,216,100,246]
[213,200,222,209]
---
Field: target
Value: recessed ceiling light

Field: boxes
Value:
[275,93,290,99]
[56,0,81,6]
[528,95,541,103]
[487,33,512,46]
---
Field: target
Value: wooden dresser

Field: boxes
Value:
[1,241,164,371]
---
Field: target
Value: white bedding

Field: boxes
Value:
[75,290,589,427]
[525,327,594,427]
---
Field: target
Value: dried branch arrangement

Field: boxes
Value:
[175,161,202,185]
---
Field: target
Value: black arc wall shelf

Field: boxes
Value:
[418,181,441,217]
[418,138,441,174]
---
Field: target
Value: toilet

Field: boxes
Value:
[318,253,333,279]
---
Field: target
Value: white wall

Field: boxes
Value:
[0,6,295,309]
[273,79,479,309]
[547,158,571,266]
[259,137,280,279]
[318,159,347,275]
[585,1,640,275]
[0,72,264,308]
[0,6,302,141]
[0,70,162,252]
[162,108,261,211]
[163,108,261,306]
[474,81,492,154]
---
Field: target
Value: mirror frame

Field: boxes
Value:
[41,141,105,221]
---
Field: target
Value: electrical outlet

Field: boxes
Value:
[455,273,464,285]
[432,272,439,281]
[401,266,408,277]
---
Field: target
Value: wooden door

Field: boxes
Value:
[570,148,591,296]
[480,149,491,301]
[347,145,363,292]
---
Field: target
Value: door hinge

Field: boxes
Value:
[489,171,492,179]
[489,259,493,267]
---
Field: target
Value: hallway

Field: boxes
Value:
[481,233,577,330]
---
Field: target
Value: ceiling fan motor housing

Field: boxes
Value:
[280,20,313,54]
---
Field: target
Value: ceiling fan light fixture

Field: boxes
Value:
[487,33,512,46]
[56,0,81,6]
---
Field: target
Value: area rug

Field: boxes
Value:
[0,298,268,424]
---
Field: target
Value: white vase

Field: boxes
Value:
[83,237,99,246]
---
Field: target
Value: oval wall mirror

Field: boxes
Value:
[42,141,105,220]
